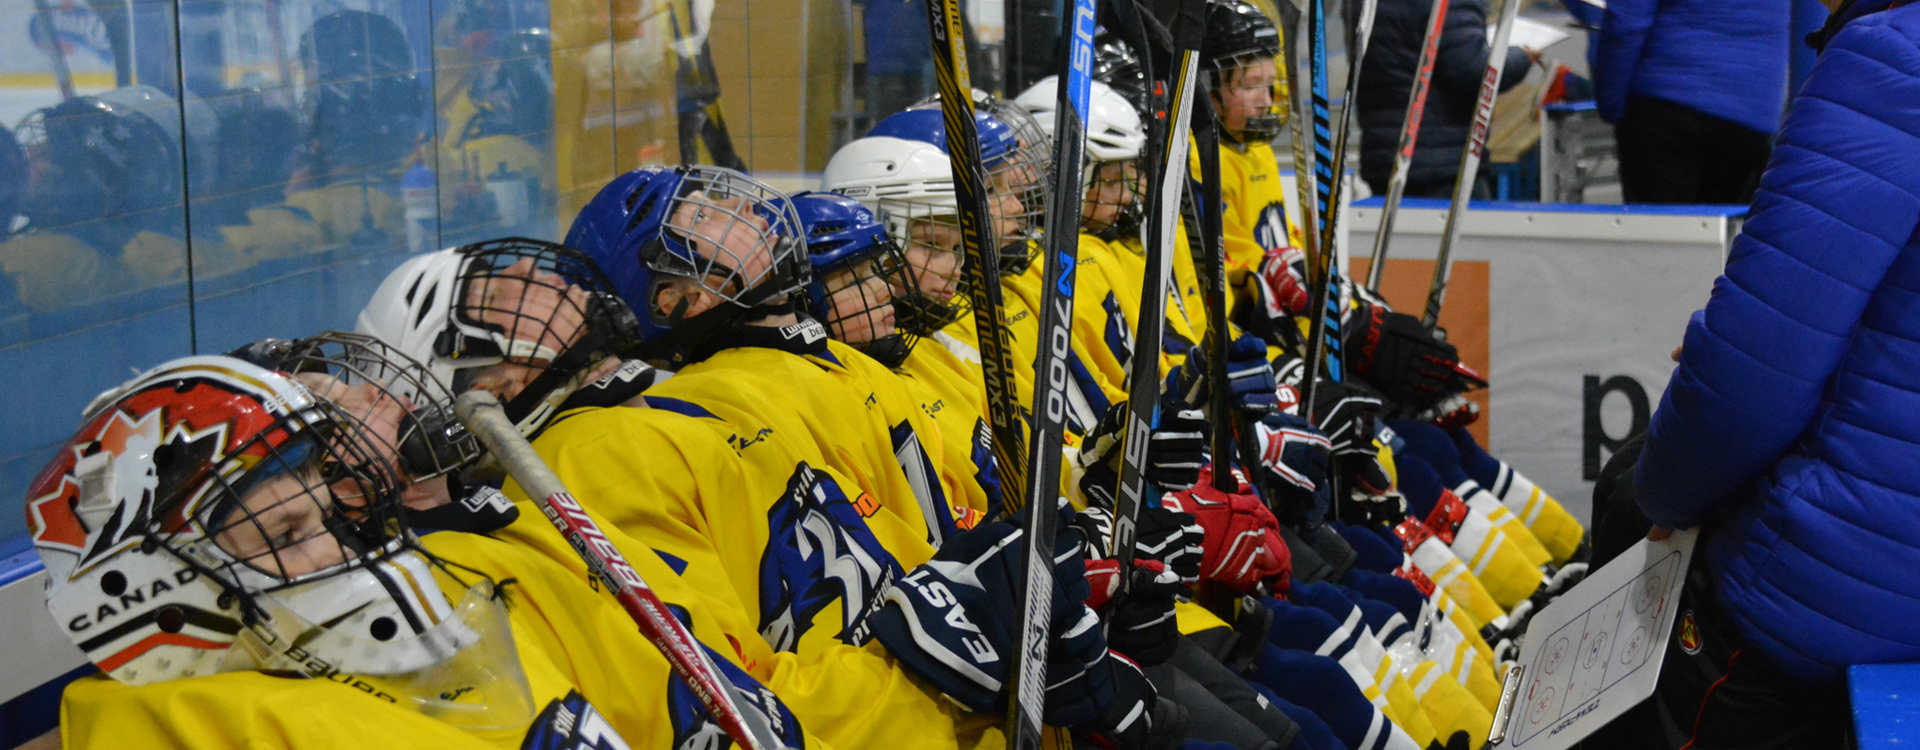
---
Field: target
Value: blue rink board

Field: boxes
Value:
[1852,663,1920,748]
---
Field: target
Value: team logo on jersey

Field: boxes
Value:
[758,463,905,652]
[666,605,807,750]
[1677,611,1701,654]
[521,690,633,750]
[1254,204,1292,253]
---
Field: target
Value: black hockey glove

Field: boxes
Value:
[1078,401,1209,507]
[1343,300,1486,413]
[1084,558,1184,666]
[1073,504,1204,588]
[1309,379,1386,459]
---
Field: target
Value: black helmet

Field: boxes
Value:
[1092,27,1151,119]
[1203,0,1283,65]
[297,10,427,179]
[463,29,555,143]
[1202,0,1286,143]
[16,96,180,231]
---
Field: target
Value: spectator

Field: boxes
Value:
[1354,0,1533,198]
[1594,0,1790,204]
[1607,1,1920,747]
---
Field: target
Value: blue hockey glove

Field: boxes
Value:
[1168,335,1279,416]
[1253,411,1333,527]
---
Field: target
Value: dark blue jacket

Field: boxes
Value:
[1633,2,1920,685]
[1355,0,1529,191]
[1593,0,1790,133]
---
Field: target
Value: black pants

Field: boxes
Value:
[1614,96,1772,205]
[1576,438,1854,750]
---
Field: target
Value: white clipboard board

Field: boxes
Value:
[1489,529,1699,749]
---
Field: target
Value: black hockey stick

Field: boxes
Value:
[1365,0,1453,292]
[1007,3,1100,748]
[1110,0,1203,578]
[1423,0,1523,326]
[1193,97,1263,494]
[923,0,1033,510]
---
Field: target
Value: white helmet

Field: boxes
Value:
[1015,77,1146,164]
[821,135,957,209]
[356,238,640,436]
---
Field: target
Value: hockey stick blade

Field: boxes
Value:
[924,0,1033,512]
[454,391,786,750]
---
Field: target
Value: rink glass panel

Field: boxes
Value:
[0,0,1006,542]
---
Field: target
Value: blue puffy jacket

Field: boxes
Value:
[1633,2,1920,686]
[1593,0,1790,134]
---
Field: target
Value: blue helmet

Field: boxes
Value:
[565,165,809,368]
[869,107,1050,274]
[868,108,1017,167]
[790,191,919,368]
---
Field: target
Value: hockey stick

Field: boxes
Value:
[1193,96,1263,494]
[30,0,75,99]
[454,391,787,750]
[1297,0,1344,423]
[923,0,1033,514]
[1110,0,1201,577]
[1365,0,1453,292]
[1007,1,1098,747]
[1422,0,1523,326]
[1312,0,1377,267]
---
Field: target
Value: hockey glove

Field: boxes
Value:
[1164,465,1292,595]
[1074,505,1204,587]
[1308,380,1385,459]
[1079,401,1209,507]
[1239,247,1311,346]
[1343,299,1487,413]
[1252,411,1333,527]
[1168,336,1279,416]
[1083,558,1184,666]
[867,517,1088,716]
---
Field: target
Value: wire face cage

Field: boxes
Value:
[640,166,810,311]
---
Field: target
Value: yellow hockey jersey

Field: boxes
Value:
[61,531,829,750]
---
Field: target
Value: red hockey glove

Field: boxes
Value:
[1164,465,1292,594]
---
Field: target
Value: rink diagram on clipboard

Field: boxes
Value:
[1510,550,1683,747]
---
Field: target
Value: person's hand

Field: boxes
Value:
[1671,345,1683,363]
[1647,526,1672,541]
[1524,47,1544,66]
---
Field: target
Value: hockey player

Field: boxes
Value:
[1197,0,1309,321]
[560,173,1180,747]
[356,238,1037,750]
[35,354,815,750]
[791,190,1001,520]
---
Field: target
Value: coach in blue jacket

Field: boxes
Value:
[1624,0,1920,746]
[1594,0,1789,203]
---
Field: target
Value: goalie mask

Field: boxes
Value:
[792,191,921,368]
[822,135,970,334]
[566,165,810,369]
[356,238,641,437]
[30,356,533,731]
